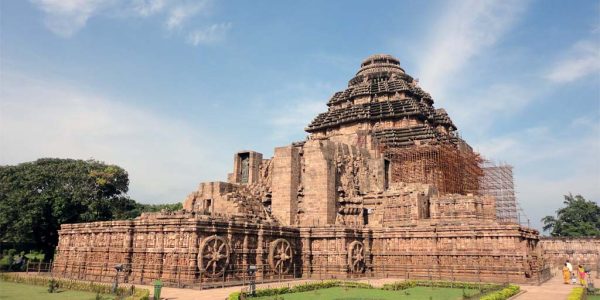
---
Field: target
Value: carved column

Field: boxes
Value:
[124,226,134,282]
[301,228,312,278]
[227,221,234,279]
[256,226,264,279]
[242,223,249,271]
[340,230,347,276]
[104,232,111,281]
[363,228,373,275]
[157,225,165,279]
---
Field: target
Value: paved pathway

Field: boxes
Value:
[514,270,592,300]
[142,271,595,300]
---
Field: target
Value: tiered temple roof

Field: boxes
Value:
[306,54,457,147]
[307,99,426,132]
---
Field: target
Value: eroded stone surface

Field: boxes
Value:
[54,54,589,286]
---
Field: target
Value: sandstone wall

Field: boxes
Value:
[296,223,542,283]
[369,224,541,283]
[53,213,301,287]
[539,237,600,268]
[302,140,337,226]
[271,145,300,225]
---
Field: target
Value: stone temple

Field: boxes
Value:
[53,54,550,286]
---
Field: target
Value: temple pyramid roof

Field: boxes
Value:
[306,54,458,147]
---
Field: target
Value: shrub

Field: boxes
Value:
[0,273,150,300]
[567,287,585,300]
[229,279,507,300]
[124,288,150,300]
[229,291,242,300]
[48,278,58,293]
[479,285,520,300]
[228,280,374,299]
[381,281,417,290]
[254,286,290,297]
[381,280,501,291]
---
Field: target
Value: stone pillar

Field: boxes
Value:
[227,221,234,278]
[341,231,348,276]
[256,227,264,280]
[124,226,134,282]
[303,140,337,225]
[300,228,312,278]
[157,226,165,279]
[271,146,300,225]
[242,228,249,271]
[363,228,373,275]
[188,228,199,282]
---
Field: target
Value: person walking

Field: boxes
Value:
[566,260,574,284]
[562,263,571,284]
[578,265,587,286]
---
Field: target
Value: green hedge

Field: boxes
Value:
[228,291,242,300]
[381,280,502,291]
[229,280,374,299]
[380,280,417,290]
[229,279,504,300]
[124,288,150,300]
[479,285,520,300]
[0,273,149,300]
[567,287,586,300]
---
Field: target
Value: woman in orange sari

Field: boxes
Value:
[578,265,587,286]
[562,263,570,284]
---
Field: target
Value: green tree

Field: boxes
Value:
[136,202,183,213]
[541,194,600,237]
[0,158,131,259]
[109,201,183,220]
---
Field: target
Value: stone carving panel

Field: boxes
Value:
[198,235,231,277]
[348,241,365,273]
[269,238,293,274]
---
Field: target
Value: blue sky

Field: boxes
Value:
[1,0,598,232]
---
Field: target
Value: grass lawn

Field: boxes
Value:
[0,281,111,300]
[588,295,600,300]
[252,286,480,300]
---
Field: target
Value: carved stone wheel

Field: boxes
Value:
[268,238,293,274]
[198,235,230,277]
[347,241,365,273]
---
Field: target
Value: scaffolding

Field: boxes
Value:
[383,143,484,195]
[479,161,518,223]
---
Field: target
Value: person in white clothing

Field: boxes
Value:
[566,260,574,284]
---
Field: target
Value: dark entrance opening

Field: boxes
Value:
[384,158,391,190]
[239,152,250,184]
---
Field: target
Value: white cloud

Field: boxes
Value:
[252,82,332,142]
[417,0,528,98]
[186,23,232,46]
[518,173,600,232]
[0,71,231,203]
[473,121,600,231]
[132,0,166,16]
[30,0,113,37]
[166,1,210,30]
[445,83,539,133]
[31,0,224,47]
[269,100,326,141]
[545,39,600,83]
